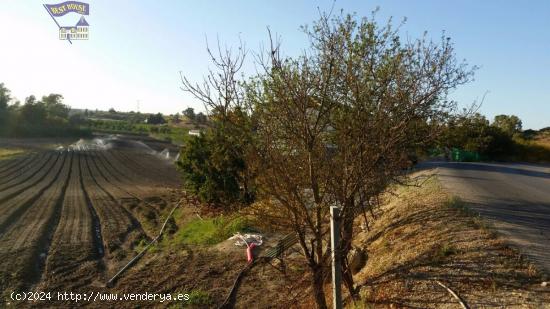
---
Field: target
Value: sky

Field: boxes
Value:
[0,1,548,129]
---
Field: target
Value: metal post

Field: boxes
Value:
[331,206,342,309]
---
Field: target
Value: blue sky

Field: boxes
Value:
[0,1,548,129]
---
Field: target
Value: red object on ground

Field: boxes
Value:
[246,243,256,263]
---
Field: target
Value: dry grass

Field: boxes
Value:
[351,173,549,308]
[0,148,26,160]
[535,139,550,148]
[514,138,550,163]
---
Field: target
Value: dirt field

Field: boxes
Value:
[0,136,181,306]
[0,136,312,309]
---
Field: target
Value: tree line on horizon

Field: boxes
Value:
[442,111,550,161]
[0,84,211,141]
[0,83,90,138]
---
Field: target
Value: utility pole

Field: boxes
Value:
[331,206,342,309]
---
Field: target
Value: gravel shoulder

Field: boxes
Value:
[424,161,550,275]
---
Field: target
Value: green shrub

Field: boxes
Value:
[176,131,250,206]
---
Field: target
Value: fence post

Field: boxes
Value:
[331,206,342,309]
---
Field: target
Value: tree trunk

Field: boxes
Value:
[340,200,359,299]
[311,265,328,309]
[342,259,357,299]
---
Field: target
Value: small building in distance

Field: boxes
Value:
[188,130,201,137]
[59,16,89,40]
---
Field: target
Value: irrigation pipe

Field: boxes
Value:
[436,280,469,309]
[218,233,297,309]
[106,197,185,286]
[218,260,258,309]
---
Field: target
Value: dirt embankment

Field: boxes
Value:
[352,173,549,308]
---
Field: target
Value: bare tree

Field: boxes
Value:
[179,11,474,309]
[179,37,247,122]
[179,37,255,206]
[247,12,474,308]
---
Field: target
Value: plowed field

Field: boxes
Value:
[0,137,181,301]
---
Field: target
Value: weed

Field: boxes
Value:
[133,238,148,253]
[379,238,390,249]
[133,237,158,254]
[433,243,457,262]
[357,286,376,306]
[446,196,474,215]
[472,216,496,237]
[168,290,213,308]
[187,290,213,306]
[347,298,375,309]
[527,264,539,277]
[446,196,498,236]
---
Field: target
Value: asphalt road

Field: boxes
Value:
[422,161,550,275]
